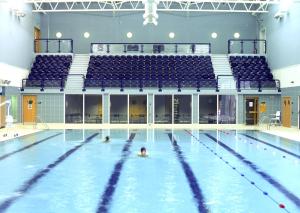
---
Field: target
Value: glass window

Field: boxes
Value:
[85,95,102,124]
[218,95,236,124]
[129,95,147,124]
[155,95,172,124]
[174,95,192,124]
[199,95,217,124]
[65,95,83,123]
[110,95,128,124]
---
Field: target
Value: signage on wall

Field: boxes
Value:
[260,102,267,113]
[28,100,33,110]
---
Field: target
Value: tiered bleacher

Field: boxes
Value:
[26,55,72,87]
[85,55,216,89]
[229,55,276,88]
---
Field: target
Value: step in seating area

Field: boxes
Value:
[85,55,216,89]
[26,55,72,87]
[229,55,276,88]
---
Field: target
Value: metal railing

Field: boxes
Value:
[228,39,266,54]
[84,78,217,92]
[34,39,73,53]
[21,78,65,91]
[237,78,281,92]
[216,75,281,92]
[90,43,211,54]
[21,74,86,92]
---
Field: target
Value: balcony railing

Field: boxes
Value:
[228,39,266,54]
[90,43,211,54]
[84,78,217,92]
[34,39,73,53]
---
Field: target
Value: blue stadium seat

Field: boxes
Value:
[85,55,216,89]
[26,55,72,87]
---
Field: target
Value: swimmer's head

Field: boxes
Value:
[140,147,147,156]
[105,136,110,141]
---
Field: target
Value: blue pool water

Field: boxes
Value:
[0,129,300,213]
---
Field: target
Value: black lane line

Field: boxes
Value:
[186,130,289,213]
[0,133,62,162]
[96,133,136,213]
[204,133,300,209]
[168,133,209,213]
[240,133,300,160]
[0,133,99,213]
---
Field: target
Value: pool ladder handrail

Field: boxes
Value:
[34,116,49,130]
[259,115,270,130]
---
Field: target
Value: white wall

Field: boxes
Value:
[0,62,29,87]
[0,2,40,69]
[272,64,300,88]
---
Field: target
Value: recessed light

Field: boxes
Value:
[127,32,133,38]
[56,32,62,38]
[84,32,90,38]
[211,32,218,39]
[169,32,175,39]
[234,32,240,39]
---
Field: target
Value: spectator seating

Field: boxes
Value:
[26,55,72,87]
[229,55,275,88]
[85,55,216,89]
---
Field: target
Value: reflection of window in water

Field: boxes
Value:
[64,129,85,142]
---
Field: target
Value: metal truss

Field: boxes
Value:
[25,0,280,13]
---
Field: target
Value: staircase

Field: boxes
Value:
[211,54,236,90]
[65,54,89,92]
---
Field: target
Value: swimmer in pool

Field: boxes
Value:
[103,136,110,143]
[138,147,148,157]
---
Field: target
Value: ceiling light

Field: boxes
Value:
[169,32,175,39]
[234,32,240,39]
[127,32,133,38]
[84,32,90,38]
[211,32,218,39]
[56,32,62,38]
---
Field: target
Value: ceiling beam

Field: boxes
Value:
[25,0,280,13]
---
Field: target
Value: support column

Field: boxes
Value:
[103,93,110,124]
[192,93,199,124]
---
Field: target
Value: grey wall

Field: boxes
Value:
[0,3,40,69]
[281,87,300,127]
[237,94,281,124]
[37,94,64,123]
[41,12,258,54]
[260,3,300,69]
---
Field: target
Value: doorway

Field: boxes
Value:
[282,97,291,127]
[34,27,41,53]
[245,97,258,125]
[23,95,37,123]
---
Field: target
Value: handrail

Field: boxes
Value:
[34,39,73,53]
[84,78,218,92]
[21,78,65,92]
[216,75,281,92]
[228,39,266,54]
[238,78,281,92]
[90,42,211,54]
[68,74,86,91]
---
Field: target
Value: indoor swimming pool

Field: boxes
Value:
[0,129,299,213]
